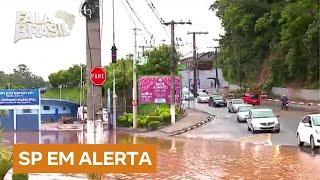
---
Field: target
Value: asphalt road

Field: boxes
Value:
[183,101,319,147]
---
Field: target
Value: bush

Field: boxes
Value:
[12,173,29,180]
[146,116,163,123]
[138,117,148,128]
[125,113,133,121]
[118,115,130,127]
[0,148,12,179]
[161,112,171,123]
[148,121,161,130]
[155,107,170,116]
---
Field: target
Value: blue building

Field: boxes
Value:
[0,99,79,131]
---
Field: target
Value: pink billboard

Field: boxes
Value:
[139,76,181,104]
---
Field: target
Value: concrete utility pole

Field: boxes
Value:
[208,45,220,90]
[111,0,118,131]
[163,20,191,124]
[187,31,208,98]
[132,28,141,131]
[81,0,102,144]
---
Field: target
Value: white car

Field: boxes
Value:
[296,114,320,150]
[236,104,253,123]
[227,99,245,113]
[247,109,280,134]
[197,92,210,103]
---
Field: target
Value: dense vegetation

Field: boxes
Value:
[0,64,45,89]
[48,64,85,88]
[46,45,172,104]
[211,0,319,90]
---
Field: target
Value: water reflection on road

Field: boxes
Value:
[2,131,320,179]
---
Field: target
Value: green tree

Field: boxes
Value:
[48,64,86,88]
[211,0,319,89]
[137,45,172,76]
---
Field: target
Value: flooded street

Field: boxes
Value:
[2,130,320,179]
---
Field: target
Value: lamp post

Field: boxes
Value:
[58,84,64,99]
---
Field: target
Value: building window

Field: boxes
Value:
[23,109,31,113]
[63,107,66,110]
[43,106,50,110]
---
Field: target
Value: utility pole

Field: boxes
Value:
[163,20,191,124]
[58,84,63,99]
[132,28,141,130]
[208,45,220,91]
[81,0,102,144]
[187,31,208,99]
[111,0,118,131]
[80,64,83,106]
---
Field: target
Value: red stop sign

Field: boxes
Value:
[90,67,107,86]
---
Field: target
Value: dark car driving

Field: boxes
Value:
[208,95,227,107]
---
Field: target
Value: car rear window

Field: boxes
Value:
[232,99,244,104]
[212,96,223,100]
[239,106,252,112]
[252,110,275,118]
[313,116,320,126]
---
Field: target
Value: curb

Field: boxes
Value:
[266,98,320,107]
[169,115,214,136]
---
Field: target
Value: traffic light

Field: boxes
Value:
[111,44,117,64]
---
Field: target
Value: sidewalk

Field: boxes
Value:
[137,109,210,138]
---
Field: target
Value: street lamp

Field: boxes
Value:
[58,84,64,100]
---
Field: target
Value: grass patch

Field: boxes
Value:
[42,87,84,103]
[138,104,169,115]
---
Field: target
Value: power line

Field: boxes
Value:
[112,0,115,44]
[120,0,138,27]
[144,0,167,33]
[124,0,153,39]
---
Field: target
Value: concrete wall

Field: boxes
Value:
[271,87,320,101]
[16,104,72,115]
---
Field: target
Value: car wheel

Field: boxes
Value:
[237,117,240,122]
[247,126,251,131]
[310,136,318,150]
[251,126,257,134]
[228,108,231,113]
[297,134,304,147]
[274,129,280,133]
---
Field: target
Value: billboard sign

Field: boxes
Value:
[0,89,40,107]
[139,76,181,104]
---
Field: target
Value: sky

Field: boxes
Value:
[0,0,224,81]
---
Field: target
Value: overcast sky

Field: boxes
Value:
[0,0,224,80]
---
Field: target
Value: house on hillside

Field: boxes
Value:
[0,99,79,131]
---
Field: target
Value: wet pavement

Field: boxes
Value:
[185,101,320,146]
[2,130,320,179]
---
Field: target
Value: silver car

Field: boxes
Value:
[227,99,245,113]
[197,92,210,103]
[236,104,253,122]
[247,109,280,133]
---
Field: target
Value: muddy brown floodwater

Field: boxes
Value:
[2,130,320,179]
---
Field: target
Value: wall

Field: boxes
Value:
[16,104,72,115]
[0,111,39,131]
[0,100,78,131]
[271,87,320,101]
